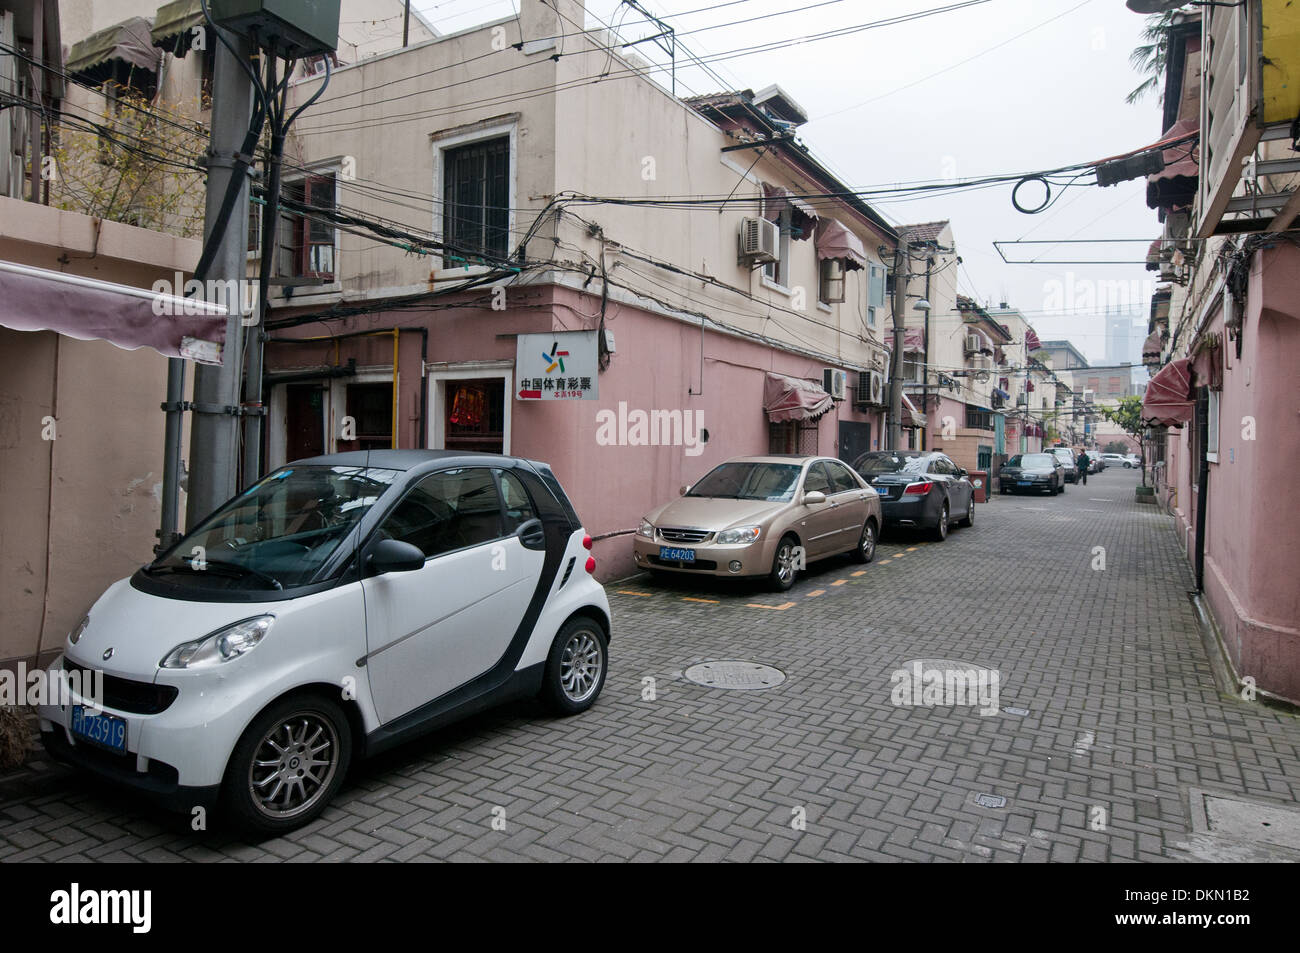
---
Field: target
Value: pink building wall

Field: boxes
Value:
[269,286,884,582]
[1164,243,1300,702]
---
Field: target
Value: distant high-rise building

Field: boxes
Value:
[1105,314,1145,366]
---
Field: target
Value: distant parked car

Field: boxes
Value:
[1050,447,1079,483]
[1087,454,1104,474]
[1100,453,1130,468]
[999,453,1065,495]
[634,455,882,591]
[850,451,976,542]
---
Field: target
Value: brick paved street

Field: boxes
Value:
[3,466,1299,862]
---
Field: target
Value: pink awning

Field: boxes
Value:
[903,327,924,351]
[1142,358,1193,427]
[763,184,818,240]
[763,372,833,422]
[1147,118,1199,211]
[0,261,227,363]
[814,219,867,270]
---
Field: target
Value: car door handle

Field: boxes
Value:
[516,518,546,551]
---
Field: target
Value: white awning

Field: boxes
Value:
[902,392,927,428]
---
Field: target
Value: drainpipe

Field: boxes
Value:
[1194,392,1209,591]
[921,256,932,451]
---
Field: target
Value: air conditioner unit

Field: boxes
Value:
[823,368,847,401]
[855,370,885,408]
[1016,394,1028,406]
[964,335,983,356]
[1084,390,1095,404]
[738,217,779,265]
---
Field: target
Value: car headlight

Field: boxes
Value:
[161,615,273,669]
[68,615,90,646]
[715,524,762,545]
[637,518,654,539]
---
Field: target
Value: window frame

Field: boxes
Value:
[376,466,509,561]
[431,118,518,277]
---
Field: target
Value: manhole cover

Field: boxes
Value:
[683,660,786,691]
[1002,706,1030,717]
[1188,788,1300,851]
[974,793,1007,809]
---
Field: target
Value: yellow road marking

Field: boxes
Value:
[906,547,919,552]
[807,589,826,597]
[617,590,652,597]
[851,570,867,577]
[831,579,847,587]
[745,602,796,610]
[681,596,720,604]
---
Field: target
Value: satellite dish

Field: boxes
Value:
[1125,0,1186,13]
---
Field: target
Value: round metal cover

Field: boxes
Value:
[683,660,786,691]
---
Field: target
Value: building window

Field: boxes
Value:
[903,351,924,384]
[768,420,818,454]
[1206,389,1220,462]
[341,382,393,451]
[278,174,337,280]
[966,406,993,431]
[819,258,846,304]
[763,208,792,287]
[444,379,505,453]
[443,135,510,261]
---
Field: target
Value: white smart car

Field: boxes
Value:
[38,451,611,833]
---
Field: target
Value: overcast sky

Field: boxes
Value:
[414,0,1166,362]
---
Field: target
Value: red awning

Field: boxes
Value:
[0,261,227,363]
[763,372,833,422]
[1142,358,1193,427]
[903,327,924,351]
[813,218,867,270]
[1147,117,1199,211]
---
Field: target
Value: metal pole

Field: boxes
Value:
[157,359,186,553]
[887,242,910,452]
[186,34,254,527]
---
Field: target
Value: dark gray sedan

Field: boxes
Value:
[851,451,976,541]
[999,452,1065,495]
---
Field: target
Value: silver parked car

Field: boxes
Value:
[633,455,882,591]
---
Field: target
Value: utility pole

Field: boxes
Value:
[186,34,256,528]
[887,241,911,453]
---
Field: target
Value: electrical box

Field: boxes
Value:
[209,0,340,58]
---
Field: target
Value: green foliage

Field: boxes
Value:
[1104,440,1130,455]
[1101,395,1146,438]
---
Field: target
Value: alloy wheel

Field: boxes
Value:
[559,628,604,703]
[248,712,340,821]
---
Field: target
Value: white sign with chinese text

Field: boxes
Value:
[515,331,599,400]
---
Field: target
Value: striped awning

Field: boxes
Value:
[1142,358,1193,427]
[763,373,833,423]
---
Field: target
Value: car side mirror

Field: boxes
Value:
[367,538,426,575]
[516,517,546,551]
[679,484,691,496]
[958,469,969,478]
[804,490,827,505]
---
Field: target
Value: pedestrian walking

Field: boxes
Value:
[1076,449,1090,486]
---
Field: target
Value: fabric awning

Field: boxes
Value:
[763,184,818,240]
[901,393,927,428]
[813,219,867,270]
[903,327,925,351]
[151,0,206,56]
[1142,358,1193,427]
[0,261,226,363]
[65,17,158,78]
[1147,117,1199,211]
[763,372,833,422]
[1025,328,1042,352]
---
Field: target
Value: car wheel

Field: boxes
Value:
[931,503,949,542]
[958,495,975,528]
[852,519,877,563]
[539,617,608,715]
[768,534,800,591]
[222,692,352,835]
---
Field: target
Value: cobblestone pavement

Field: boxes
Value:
[3,467,1299,862]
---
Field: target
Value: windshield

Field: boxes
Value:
[687,462,803,502]
[1010,454,1054,468]
[852,452,926,475]
[1052,449,1074,460]
[147,466,400,590]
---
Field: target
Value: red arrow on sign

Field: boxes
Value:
[518,389,542,399]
